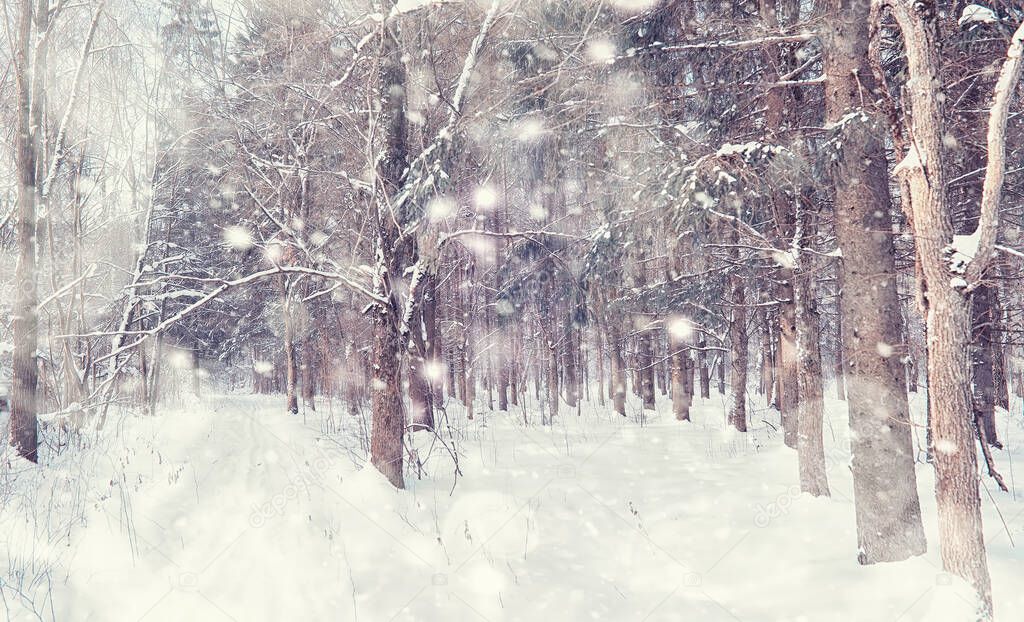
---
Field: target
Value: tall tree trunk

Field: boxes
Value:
[777,273,799,447]
[926,285,992,614]
[282,278,299,415]
[594,319,607,407]
[761,0,800,448]
[563,321,579,408]
[822,0,926,563]
[796,237,828,497]
[542,288,558,424]
[608,319,627,416]
[760,313,777,406]
[422,274,440,427]
[670,335,692,421]
[873,2,1024,614]
[369,16,409,489]
[972,284,999,446]
[447,344,458,401]
[990,297,1008,410]
[302,338,317,412]
[717,352,726,395]
[697,338,710,399]
[497,342,509,412]
[509,326,520,407]
[9,0,41,462]
[407,273,435,428]
[728,228,748,432]
[637,327,657,411]
[465,294,477,422]
[462,265,476,420]
[834,270,847,400]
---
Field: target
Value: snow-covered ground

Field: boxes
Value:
[4,390,1024,621]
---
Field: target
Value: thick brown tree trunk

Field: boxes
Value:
[777,273,799,447]
[822,0,926,563]
[369,15,409,489]
[927,287,992,614]
[874,2,1021,613]
[796,247,828,497]
[760,0,800,447]
[369,294,405,488]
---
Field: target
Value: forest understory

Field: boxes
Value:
[3,388,1024,621]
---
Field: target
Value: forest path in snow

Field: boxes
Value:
[15,392,1024,621]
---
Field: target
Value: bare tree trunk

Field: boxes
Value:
[637,327,656,411]
[563,321,579,408]
[9,0,41,462]
[760,314,776,406]
[422,274,440,426]
[760,0,800,447]
[462,265,476,420]
[594,321,607,407]
[717,352,726,395]
[972,284,1000,447]
[369,16,409,489]
[302,338,317,412]
[369,290,405,488]
[465,304,476,421]
[697,339,710,400]
[608,320,627,416]
[281,278,299,415]
[991,308,1009,411]
[927,285,992,614]
[728,229,748,432]
[509,327,520,407]
[655,332,667,397]
[822,0,926,563]
[777,273,799,447]
[796,247,828,497]
[497,342,509,412]
[407,273,436,428]
[542,291,558,424]
[670,335,692,421]
[833,271,847,400]
[458,321,468,404]
[871,2,1024,613]
[447,345,458,401]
